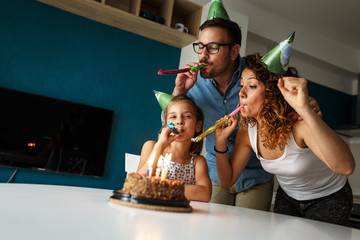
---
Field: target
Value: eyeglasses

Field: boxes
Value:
[193,42,234,54]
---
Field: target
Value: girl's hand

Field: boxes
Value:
[157,124,179,148]
[278,77,311,114]
[215,116,238,143]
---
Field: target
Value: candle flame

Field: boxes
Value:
[161,153,172,181]
[157,155,164,167]
[164,153,172,166]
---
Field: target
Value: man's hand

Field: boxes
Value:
[172,62,202,96]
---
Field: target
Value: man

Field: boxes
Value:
[172,18,274,210]
[171,1,321,210]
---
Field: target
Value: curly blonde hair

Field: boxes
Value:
[238,54,298,150]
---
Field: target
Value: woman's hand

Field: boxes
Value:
[215,116,238,145]
[278,77,312,117]
[278,77,323,120]
[306,96,322,119]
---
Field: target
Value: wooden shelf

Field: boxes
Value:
[37,0,202,48]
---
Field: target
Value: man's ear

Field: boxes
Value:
[231,44,241,60]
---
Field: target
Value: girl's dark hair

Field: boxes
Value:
[164,95,204,155]
[200,18,242,46]
[240,53,298,150]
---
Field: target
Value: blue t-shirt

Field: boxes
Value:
[187,56,273,191]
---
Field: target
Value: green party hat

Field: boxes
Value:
[153,90,174,112]
[207,0,230,20]
[261,32,295,75]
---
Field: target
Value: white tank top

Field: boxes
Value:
[164,154,196,185]
[248,124,346,200]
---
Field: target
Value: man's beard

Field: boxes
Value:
[200,67,216,79]
[199,59,216,78]
[199,58,231,79]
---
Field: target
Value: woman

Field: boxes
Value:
[215,54,355,225]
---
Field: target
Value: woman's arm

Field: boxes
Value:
[278,77,355,175]
[215,118,253,188]
[184,155,212,202]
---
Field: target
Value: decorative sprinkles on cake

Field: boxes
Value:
[119,173,186,201]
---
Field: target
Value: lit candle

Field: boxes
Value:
[161,153,171,181]
[155,155,163,178]
[146,152,155,177]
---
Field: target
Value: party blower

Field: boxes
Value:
[158,65,204,75]
[191,105,244,142]
[167,122,180,134]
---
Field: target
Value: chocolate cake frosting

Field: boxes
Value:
[119,173,186,201]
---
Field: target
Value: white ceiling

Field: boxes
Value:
[192,0,360,52]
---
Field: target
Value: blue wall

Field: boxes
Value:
[0,0,178,189]
[307,81,355,128]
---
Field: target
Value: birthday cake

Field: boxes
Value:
[109,173,192,212]
[120,172,186,201]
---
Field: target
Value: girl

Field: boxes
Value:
[215,54,355,225]
[137,95,212,202]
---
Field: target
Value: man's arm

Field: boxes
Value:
[172,62,202,96]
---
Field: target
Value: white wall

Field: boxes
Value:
[222,0,360,74]
[246,32,358,95]
[339,134,360,196]
[188,0,359,96]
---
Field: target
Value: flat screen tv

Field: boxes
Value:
[0,87,114,177]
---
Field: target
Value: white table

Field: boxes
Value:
[1,183,359,240]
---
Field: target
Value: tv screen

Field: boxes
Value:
[0,87,114,177]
